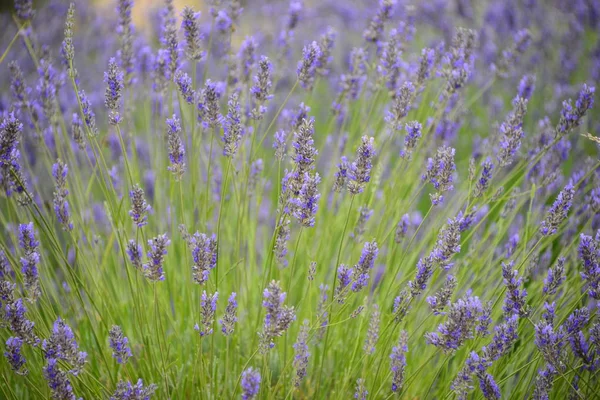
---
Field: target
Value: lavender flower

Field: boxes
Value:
[15,0,34,21]
[117,0,134,83]
[501,261,528,317]
[352,206,373,240]
[194,291,218,336]
[497,96,528,167]
[422,146,456,205]
[274,218,291,267]
[219,292,238,336]
[126,240,143,270]
[43,317,87,374]
[52,159,73,231]
[482,315,518,362]
[292,172,320,227]
[0,113,29,200]
[239,36,257,86]
[556,84,595,136]
[341,48,368,100]
[336,264,353,303]
[1,283,39,345]
[517,74,536,100]
[351,241,379,292]
[390,330,408,392]
[290,117,318,188]
[0,250,12,279]
[364,304,380,355]
[174,71,195,104]
[110,379,158,400]
[386,82,415,132]
[251,56,273,120]
[181,6,204,62]
[400,120,421,159]
[19,223,40,302]
[362,0,396,43]
[187,232,217,285]
[161,0,179,78]
[4,336,27,375]
[62,3,75,73]
[78,90,98,136]
[427,275,457,315]
[292,321,310,387]
[409,255,435,297]
[416,48,435,88]
[348,136,375,195]
[260,281,296,351]
[166,114,186,180]
[432,216,463,269]
[109,325,132,364]
[316,27,336,76]
[241,367,260,400]
[222,92,243,157]
[354,378,368,400]
[297,41,321,90]
[129,184,151,228]
[543,257,566,295]
[539,182,575,236]
[104,58,124,125]
[578,233,600,299]
[378,29,402,93]
[534,320,566,371]
[474,158,494,198]
[495,29,532,77]
[43,358,78,400]
[71,113,85,150]
[333,156,349,192]
[425,294,487,353]
[197,80,223,128]
[142,234,170,282]
[274,130,287,160]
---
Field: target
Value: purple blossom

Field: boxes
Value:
[241,367,260,400]
[43,317,87,375]
[260,281,295,351]
[556,84,595,135]
[181,6,204,61]
[351,241,379,292]
[129,184,151,227]
[194,291,218,337]
[174,71,195,104]
[293,321,310,387]
[19,223,40,302]
[501,261,528,317]
[422,146,456,205]
[348,136,375,195]
[219,292,238,336]
[52,159,73,231]
[104,58,124,125]
[110,379,157,400]
[297,41,321,90]
[142,234,170,282]
[4,336,27,375]
[166,114,186,180]
[222,92,243,157]
[187,232,217,285]
[539,182,575,236]
[390,330,408,392]
[109,325,132,364]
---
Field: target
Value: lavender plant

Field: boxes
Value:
[0,0,599,398]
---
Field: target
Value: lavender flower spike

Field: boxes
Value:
[348,136,375,195]
[143,234,170,282]
[363,0,396,43]
[390,331,408,392]
[251,56,273,120]
[297,41,321,91]
[219,292,238,336]
[194,291,218,336]
[259,280,296,352]
[52,159,73,231]
[109,325,132,364]
[188,232,217,285]
[241,367,261,400]
[104,57,124,125]
[111,379,158,399]
[181,6,204,62]
[222,92,243,157]
[292,172,321,228]
[293,320,310,387]
[422,146,456,205]
[5,336,27,375]
[129,184,151,227]
[351,241,379,292]
[166,114,186,180]
[43,317,87,375]
[19,223,40,302]
[539,182,575,236]
[556,84,595,136]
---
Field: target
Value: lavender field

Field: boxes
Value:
[1,0,599,398]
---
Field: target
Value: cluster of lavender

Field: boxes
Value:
[1,0,600,398]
